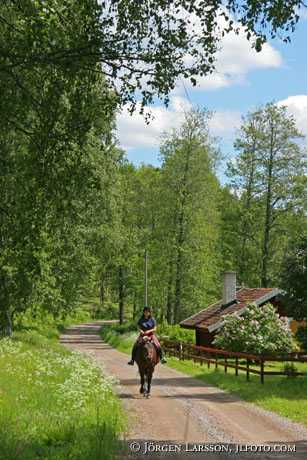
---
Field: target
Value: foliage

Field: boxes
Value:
[283,362,299,378]
[213,303,294,354]
[0,24,121,333]
[296,327,307,352]
[0,1,303,111]
[227,103,307,287]
[0,333,125,460]
[158,109,222,323]
[158,323,195,343]
[96,110,223,325]
[107,322,137,335]
[100,323,137,355]
[280,235,307,321]
[12,304,92,339]
[1,0,306,338]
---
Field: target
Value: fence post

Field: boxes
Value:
[200,349,203,366]
[246,359,250,381]
[260,359,264,384]
[235,357,238,376]
[224,357,228,373]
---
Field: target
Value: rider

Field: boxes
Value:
[127,306,167,365]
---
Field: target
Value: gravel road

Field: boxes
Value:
[60,321,307,460]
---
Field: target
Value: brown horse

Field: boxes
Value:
[135,335,159,398]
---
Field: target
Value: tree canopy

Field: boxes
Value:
[1,0,307,336]
[1,0,306,110]
[280,236,307,321]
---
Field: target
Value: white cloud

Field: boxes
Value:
[209,110,241,138]
[117,96,191,150]
[277,95,307,137]
[183,13,282,91]
[299,6,307,19]
[117,96,241,150]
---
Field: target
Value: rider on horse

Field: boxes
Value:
[127,306,167,365]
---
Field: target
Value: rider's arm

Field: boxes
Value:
[137,317,144,334]
[145,317,157,334]
[144,326,156,334]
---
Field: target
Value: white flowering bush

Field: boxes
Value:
[0,334,125,460]
[213,303,294,354]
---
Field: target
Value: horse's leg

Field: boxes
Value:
[143,373,148,397]
[140,371,145,394]
[147,371,152,397]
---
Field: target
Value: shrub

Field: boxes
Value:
[101,321,195,344]
[113,322,137,334]
[296,326,307,351]
[158,323,195,343]
[213,302,294,354]
[14,305,92,337]
[283,362,298,378]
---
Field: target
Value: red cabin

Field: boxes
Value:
[180,272,297,347]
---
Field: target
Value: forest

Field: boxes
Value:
[0,0,306,335]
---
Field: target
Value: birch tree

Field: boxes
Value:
[228,103,306,287]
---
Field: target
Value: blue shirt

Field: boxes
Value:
[138,315,156,331]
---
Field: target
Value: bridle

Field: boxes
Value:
[139,335,154,362]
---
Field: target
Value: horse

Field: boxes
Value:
[134,335,159,398]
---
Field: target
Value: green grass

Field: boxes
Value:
[100,324,137,355]
[166,357,307,426]
[0,328,126,460]
[101,323,307,427]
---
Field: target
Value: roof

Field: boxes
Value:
[180,287,281,333]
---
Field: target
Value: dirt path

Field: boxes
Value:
[60,321,307,459]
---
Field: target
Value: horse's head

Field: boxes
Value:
[138,336,155,364]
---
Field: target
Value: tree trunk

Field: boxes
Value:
[0,309,13,337]
[174,210,184,323]
[261,127,274,287]
[166,260,174,324]
[99,273,105,306]
[173,146,190,323]
[240,138,257,282]
[132,291,137,320]
[118,266,125,325]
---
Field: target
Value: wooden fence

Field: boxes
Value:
[160,338,307,384]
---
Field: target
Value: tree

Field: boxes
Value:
[0,1,305,110]
[213,303,294,354]
[218,186,242,275]
[227,112,264,285]
[0,64,118,334]
[227,103,306,287]
[280,235,307,321]
[159,109,222,323]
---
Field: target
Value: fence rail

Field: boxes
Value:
[160,338,307,384]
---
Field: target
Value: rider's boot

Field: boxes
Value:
[128,343,137,365]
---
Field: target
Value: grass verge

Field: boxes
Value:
[0,327,126,460]
[100,323,137,356]
[100,323,307,427]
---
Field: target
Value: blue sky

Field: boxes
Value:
[116,13,307,182]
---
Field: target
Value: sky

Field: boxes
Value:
[116,10,307,183]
